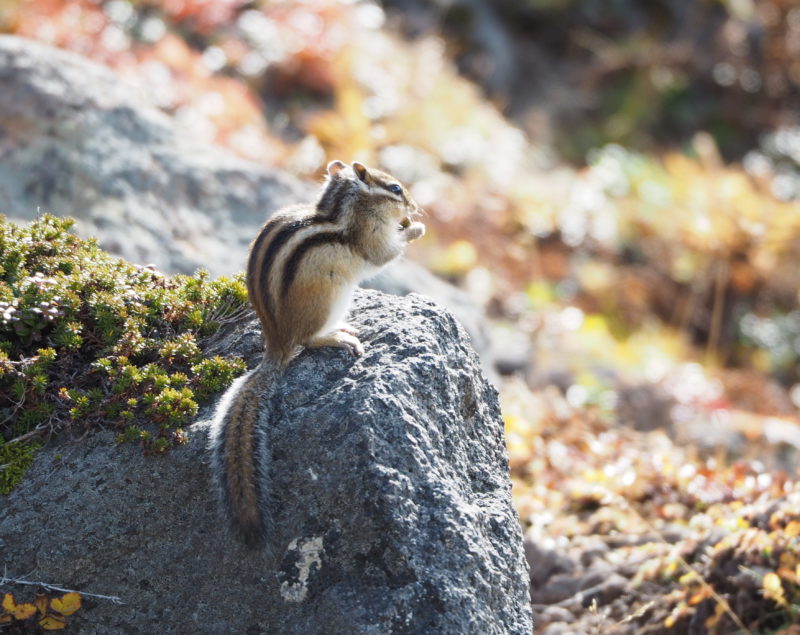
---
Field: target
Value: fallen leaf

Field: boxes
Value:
[50,592,81,616]
[1,593,36,620]
[785,520,800,538]
[39,613,67,630]
[763,571,787,606]
[688,586,712,606]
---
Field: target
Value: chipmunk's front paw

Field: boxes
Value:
[337,333,364,357]
[402,221,425,242]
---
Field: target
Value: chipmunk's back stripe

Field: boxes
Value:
[247,216,283,322]
[257,217,321,317]
[280,231,352,299]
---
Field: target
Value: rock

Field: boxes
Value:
[523,536,576,590]
[566,573,628,610]
[0,35,307,276]
[540,623,587,635]
[0,289,532,634]
[575,536,610,568]
[366,261,497,381]
[534,568,628,614]
[534,605,575,625]
[615,382,674,432]
[531,564,618,606]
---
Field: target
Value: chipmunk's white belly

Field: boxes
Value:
[318,280,357,336]
[315,253,396,337]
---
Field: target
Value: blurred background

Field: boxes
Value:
[2,0,800,630]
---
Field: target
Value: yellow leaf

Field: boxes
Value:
[763,572,787,606]
[688,586,711,606]
[764,571,783,592]
[39,613,67,630]
[1,593,36,620]
[678,570,699,585]
[13,602,36,619]
[663,559,679,578]
[50,592,81,617]
[785,520,800,538]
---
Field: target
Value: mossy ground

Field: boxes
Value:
[0,214,248,493]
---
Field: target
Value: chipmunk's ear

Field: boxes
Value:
[327,160,346,177]
[352,161,369,182]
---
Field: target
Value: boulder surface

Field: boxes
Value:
[0,289,532,633]
[0,35,306,275]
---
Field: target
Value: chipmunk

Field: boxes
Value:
[208,160,425,548]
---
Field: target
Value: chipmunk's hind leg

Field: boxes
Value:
[307,278,363,355]
[333,323,358,336]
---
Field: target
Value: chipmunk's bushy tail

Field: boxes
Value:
[208,359,282,549]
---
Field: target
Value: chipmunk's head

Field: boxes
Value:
[324,160,420,225]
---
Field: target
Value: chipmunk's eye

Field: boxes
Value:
[387,184,402,195]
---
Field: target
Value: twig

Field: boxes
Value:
[0,571,124,605]
[6,425,49,445]
[616,600,655,626]
[676,275,702,336]
[0,394,25,428]
[706,258,729,363]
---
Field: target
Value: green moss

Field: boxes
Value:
[0,440,41,494]
[0,214,250,492]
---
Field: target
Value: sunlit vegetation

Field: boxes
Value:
[2,0,800,631]
[0,215,247,492]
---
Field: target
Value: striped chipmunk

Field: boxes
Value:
[208,160,425,548]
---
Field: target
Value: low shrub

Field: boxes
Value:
[0,214,248,492]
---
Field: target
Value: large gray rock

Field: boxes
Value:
[0,289,532,633]
[0,35,306,275]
